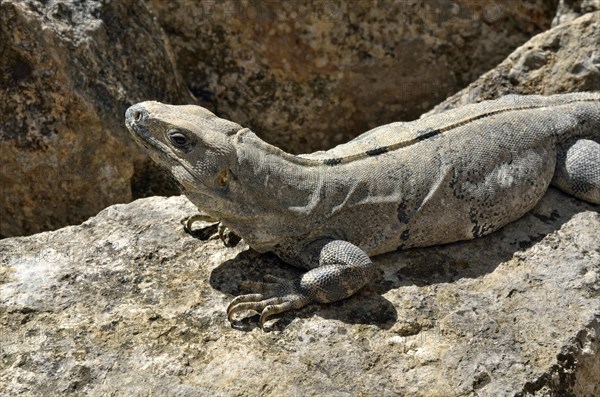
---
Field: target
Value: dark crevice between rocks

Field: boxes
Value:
[130,159,180,199]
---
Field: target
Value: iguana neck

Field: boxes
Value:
[182,129,325,231]
[202,130,326,247]
[232,129,324,215]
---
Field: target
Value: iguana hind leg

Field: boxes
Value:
[227,239,376,327]
[552,139,600,204]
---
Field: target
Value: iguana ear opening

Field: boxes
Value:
[215,169,230,187]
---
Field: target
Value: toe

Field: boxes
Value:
[259,296,311,327]
[239,280,280,294]
[228,296,287,322]
[263,274,289,284]
[227,293,265,314]
[227,276,313,327]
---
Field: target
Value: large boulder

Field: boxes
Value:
[426,11,600,115]
[150,0,558,153]
[0,0,187,238]
[1,194,598,396]
[552,0,600,26]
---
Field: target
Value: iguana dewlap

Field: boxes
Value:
[125,93,600,327]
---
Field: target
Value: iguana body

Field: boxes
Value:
[126,93,600,326]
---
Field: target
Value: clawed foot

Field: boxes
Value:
[183,214,240,247]
[227,275,311,327]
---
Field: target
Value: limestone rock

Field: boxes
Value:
[552,0,600,26]
[0,0,187,238]
[426,12,600,115]
[150,0,557,153]
[1,194,598,396]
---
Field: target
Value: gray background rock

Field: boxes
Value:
[151,0,558,153]
[1,193,598,396]
[426,11,600,115]
[552,0,600,26]
[0,0,187,238]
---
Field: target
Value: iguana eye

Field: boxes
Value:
[167,130,190,148]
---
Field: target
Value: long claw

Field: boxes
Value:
[226,277,312,327]
[184,214,241,246]
[183,214,220,240]
[227,293,265,315]
[259,298,310,327]
[226,239,374,327]
[228,297,286,322]
[184,213,218,232]
[217,223,241,247]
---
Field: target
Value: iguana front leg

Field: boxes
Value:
[227,239,376,327]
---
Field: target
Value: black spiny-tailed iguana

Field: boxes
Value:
[125,93,600,327]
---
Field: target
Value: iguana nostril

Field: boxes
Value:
[125,106,145,123]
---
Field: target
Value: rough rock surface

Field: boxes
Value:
[426,12,600,115]
[150,0,557,153]
[552,0,600,26]
[0,0,187,238]
[1,194,599,396]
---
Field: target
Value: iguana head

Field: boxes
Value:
[125,101,243,216]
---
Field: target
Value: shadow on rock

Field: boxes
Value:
[209,250,397,330]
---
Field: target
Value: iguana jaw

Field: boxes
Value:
[125,102,261,222]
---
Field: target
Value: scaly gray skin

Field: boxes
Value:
[125,93,600,327]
